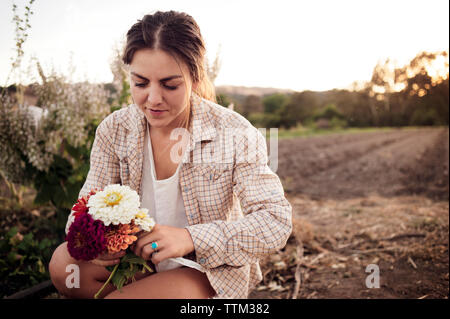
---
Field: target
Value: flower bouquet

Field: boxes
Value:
[66,184,155,298]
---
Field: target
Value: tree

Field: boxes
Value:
[366,51,449,127]
[400,51,449,126]
[369,58,401,113]
[240,95,263,117]
[262,93,288,114]
[216,93,231,107]
[284,91,318,126]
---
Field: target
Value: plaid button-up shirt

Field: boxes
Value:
[65,95,292,298]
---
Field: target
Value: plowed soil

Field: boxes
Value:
[250,127,449,299]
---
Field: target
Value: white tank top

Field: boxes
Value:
[141,122,204,273]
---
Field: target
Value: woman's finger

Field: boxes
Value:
[135,230,150,239]
[135,234,159,258]
[98,250,126,261]
[151,247,171,265]
[90,258,120,267]
[141,240,163,261]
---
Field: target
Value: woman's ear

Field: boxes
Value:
[192,81,199,92]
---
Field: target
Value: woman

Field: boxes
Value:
[49,10,292,299]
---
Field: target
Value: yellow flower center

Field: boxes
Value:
[135,211,146,219]
[104,191,122,206]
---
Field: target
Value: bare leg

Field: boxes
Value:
[104,267,216,299]
[49,242,152,299]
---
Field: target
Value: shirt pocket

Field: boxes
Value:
[193,164,233,221]
[119,159,130,186]
[194,164,232,182]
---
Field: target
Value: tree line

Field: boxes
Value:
[220,51,449,129]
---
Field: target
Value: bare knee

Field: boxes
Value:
[49,242,74,296]
[104,267,215,299]
[49,242,115,298]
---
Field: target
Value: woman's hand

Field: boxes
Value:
[89,250,126,267]
[131,224,194,265]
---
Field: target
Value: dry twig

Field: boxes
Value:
[292,238,304,299]
[407,256,418,269]
[350,247,400,255]
[381,233,426,242]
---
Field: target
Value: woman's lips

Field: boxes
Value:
[146,108,167,116]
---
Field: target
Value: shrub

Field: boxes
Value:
[0,226,58,298]
[248,112,282,128]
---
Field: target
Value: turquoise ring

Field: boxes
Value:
[151,242,158,250]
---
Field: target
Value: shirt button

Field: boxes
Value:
[218,288,224,294]
[183,187,189,192]
[199,257,206,264]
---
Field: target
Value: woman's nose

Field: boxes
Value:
[147,84,163,106]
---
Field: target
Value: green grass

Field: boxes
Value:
[264,125,441,140]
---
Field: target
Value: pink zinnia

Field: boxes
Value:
[66,213,106,261]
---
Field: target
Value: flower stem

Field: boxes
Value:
[94,263,119,299]
[142,262,153,273]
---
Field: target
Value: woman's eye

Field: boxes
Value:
[164,84,178,90]
[134,82,147,88]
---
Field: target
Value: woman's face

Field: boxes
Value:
[129,48,195,133]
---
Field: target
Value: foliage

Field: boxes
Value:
[206,47,222,84]
[312,104,345,121]
[238,95,264,117]
[248,112,281,128]
[282,91,317,126]
[231,50,448,129]
[410,107,441,126]
[233,51,448,129]
[109,43,131,108]
[1,1,111,233]
[10,0,35,74]
[216,93,232,107]
[329,116,348,129]
[0,71,110,233]
[0,226,58,298]
[95,251,153,298]
[262,93,289,114]
[0,1,120,296]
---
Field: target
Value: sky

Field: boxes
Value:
[0,0,449,92]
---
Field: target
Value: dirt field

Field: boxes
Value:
[249,127,449,299]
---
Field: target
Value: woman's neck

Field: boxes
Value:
[150,115,191,140]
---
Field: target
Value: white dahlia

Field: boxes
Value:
[87,184,141,226]
[133,208,156,232]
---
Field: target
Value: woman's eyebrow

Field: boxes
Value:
[130,72,148,81]
[160,75,183,82]
[130,72,182,82]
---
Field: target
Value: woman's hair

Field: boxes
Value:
[123,11,216,105]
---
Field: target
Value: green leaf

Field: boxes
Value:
[0,258,7,266]
[105,265,115,272]
[121,252,149,266]
[34,189,52,205]
[65,143,82,159]
[6,227,18,238]
[37,260,45,273]
[38,238,51,250]
[7,251,18,264]
[111,269,127,291]
[121,267,137,281]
